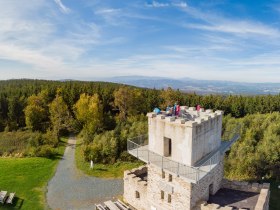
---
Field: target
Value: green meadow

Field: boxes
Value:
[0,138,67,210]
[75,138,143,178]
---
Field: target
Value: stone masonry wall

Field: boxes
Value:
[221,179,270,210]
[123,166,148,210]
[190,159,224,208]
[146,160,223,210]
[221,179,270,193]
[147,164,192,210]
[195,201,233,210]
[255,189,270,210]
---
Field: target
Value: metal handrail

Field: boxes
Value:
[127,124,241,183]
[127,136,204,183]
[195,124,241,169]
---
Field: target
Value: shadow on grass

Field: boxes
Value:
[47,153,64,160]
[0,197,24,209]
[14,197,24,209]
[94,168,108,172]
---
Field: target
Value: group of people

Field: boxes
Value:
[153,103,202,117]
[153,103,181,116]
[166,103,180,116]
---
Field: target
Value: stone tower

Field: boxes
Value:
[124,107,240,210]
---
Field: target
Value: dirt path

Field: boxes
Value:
[46,136,123,210]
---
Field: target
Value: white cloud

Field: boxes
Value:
[0,43,64,71]
[230,52,280,66]
[146,1,170,8]
[187,21,280,37]
[145,1,187,8]
[95,8,121,15]
[173,2,188,8]
[54,0,70,14]
[180,4,280,38]
[0,0,101,77]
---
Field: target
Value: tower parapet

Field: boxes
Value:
[147,107,223,166]
[124,106,246,210]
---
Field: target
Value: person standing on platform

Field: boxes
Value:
[176,104,180,116]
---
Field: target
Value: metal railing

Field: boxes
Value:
[127,124,241,183]
[127,135,205,183]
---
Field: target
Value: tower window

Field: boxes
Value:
[163,137,172,157]
[135,191,140,198]
[162,170,165,179]
[161,190,164,200]
[168,194,171,203]
[168,174,172,182]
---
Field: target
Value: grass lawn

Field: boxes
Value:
[0,137,67,210]
[75,138,143,178]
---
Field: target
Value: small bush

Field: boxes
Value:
[35,145,56,158]
[119,151,137,162]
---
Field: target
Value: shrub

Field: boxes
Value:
[35,145,56,158]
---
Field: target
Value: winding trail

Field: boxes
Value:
[46,136,123,210]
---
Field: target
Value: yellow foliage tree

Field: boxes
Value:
[24,91,49,131]
[74,93,103,141]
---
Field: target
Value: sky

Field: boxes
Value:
[0,0,280,82]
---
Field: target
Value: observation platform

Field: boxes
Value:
[127,129,240,183]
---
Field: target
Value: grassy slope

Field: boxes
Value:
[75,138,143,178]
[0,138,67,210]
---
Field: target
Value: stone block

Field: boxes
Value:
[205,109,213,113]
[157,114,165,119]
[185,121,197,127]
[262,183,270,189]
[215,110,224,115]
[189,107,196,111]
[147,112,156,118]
[175,118,185,124]
[240,181,249,186]
[195,118,204,124]
[165,116,176,122]
[209,113,217,118]
[252,183,259,191]
[222,207,233,210]
[203,116,211,121]
[214,204,221,209]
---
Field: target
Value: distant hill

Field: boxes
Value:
[100,76,280,95]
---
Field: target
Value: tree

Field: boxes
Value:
[74,93,104,142]
[160,87,183,109]
[7,96,25,130]
[113,86,143,121]
[49,91,72,137]
[24,91,49,131]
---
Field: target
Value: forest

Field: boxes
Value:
[0,79,279,181]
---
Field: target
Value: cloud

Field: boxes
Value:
[145,1,187,8]
[146,1,169,8]
[54,0,70,14]
[0,0,101,77]
[173,2,188,8]
[95,8,121,15]
[0,43,64,71]
[186,21,280,37]
[179,5,280,38]
[0,1,280,83]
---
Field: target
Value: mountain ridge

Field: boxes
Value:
[100,76,280,95]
